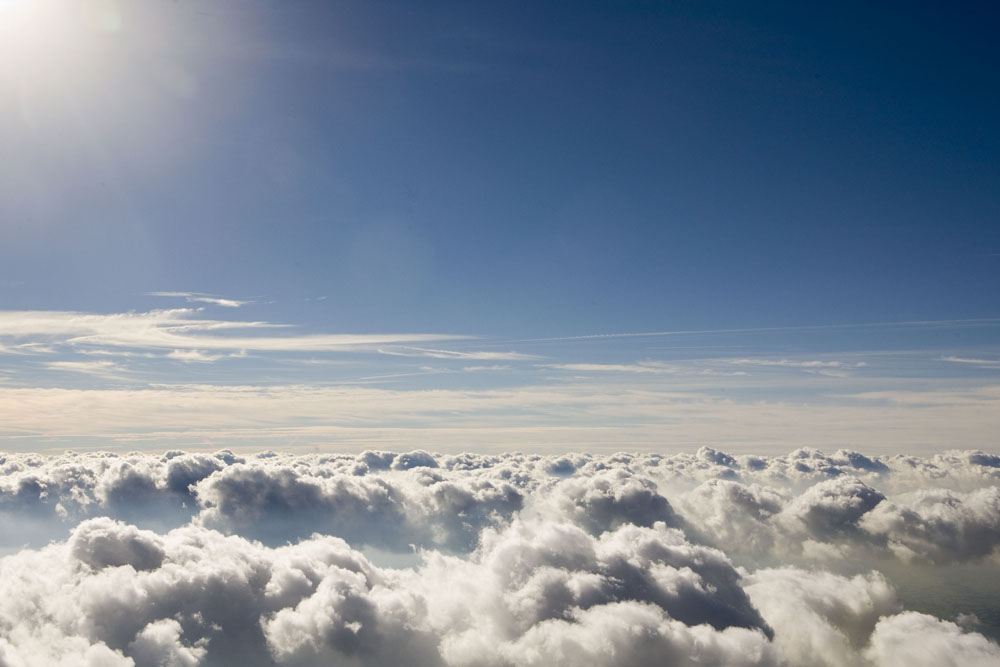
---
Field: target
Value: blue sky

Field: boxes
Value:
[0,0,998,453]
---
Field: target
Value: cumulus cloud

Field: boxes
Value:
[860,486,1000,563]
[536,468,683,534]
[0,447,998,666]
[864,611,1000,667]
[744,568,898,667]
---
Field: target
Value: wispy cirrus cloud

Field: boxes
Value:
[542,362,678,374]
[167,349,246,363]
[941,356,1000,369]
[377,346,538,361]
[0,341,56,355]
[726,358,867,369]
[721,358,868,378]
[514,317,1000,343]
[842,386,1000,407]
[147,291,251,308]
[0,309,467,354]
[43,359,129,379]
[540,361,750,377]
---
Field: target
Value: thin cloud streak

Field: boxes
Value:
[43,359,129,379]
[511,317,1000,343]
[147,291,252,308]
[941,356,1000,369]
[378,346,539,361]
[0,309,469,353]
[542,362,677,374]
[167,349,234,363]
[724,358,868,371]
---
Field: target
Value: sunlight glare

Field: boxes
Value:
[1,0,123,105]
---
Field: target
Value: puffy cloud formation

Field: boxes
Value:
[744,568,898,667]
[859,487,1000,563]
[0,447,998,665]
[863,612,1000,667]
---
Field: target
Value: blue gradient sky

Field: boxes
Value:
[1,1,998,452]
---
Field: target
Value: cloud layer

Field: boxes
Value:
[3,306,999,454]
[0,447,998,666]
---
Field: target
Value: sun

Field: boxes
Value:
[1,0,123,91]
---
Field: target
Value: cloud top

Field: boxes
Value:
[0,447,998,666]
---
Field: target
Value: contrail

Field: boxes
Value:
[504,317,1000,344]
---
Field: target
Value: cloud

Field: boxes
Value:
[719,358,868,378]
[378,347,538,361]
[780,476,886,541]
[167,349,240,363]
[727,359,847,368]
[677,478,787,558]
[43,359,129,379]
[2,447,997,563]
[2,378,998,453]
[128,618,206,667]
[147,292,251,308]
[0,517,767,666]
[0,342,56,356]
[859,486,1000,564]
[70,518,166,571]
[843,386,1000,407]
[0,308,467,355]
[191,461,525,553]
[0,449,998,665]
[864,612,1000,667]
[941,356,1000,369]
[744,567,899,667]
[514,317,1000,343]
[541,362,677,374]
[537,468,683,535]
[4,310,1000,456]
[442,601,778,667]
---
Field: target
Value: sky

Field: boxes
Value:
[1,0,999,453]
[3,5,1000,666]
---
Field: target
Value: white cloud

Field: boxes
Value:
[167,349,228,363]
[128,618,206,667]
[745,567,899,667]
[542,362,677,374]
[0,342,56,355]
[44,360,129,379]
[860,486,1000,564]
[942,356,1000,369]
[864,612,1000,667]
[727,359,846,368]
[0,308,467,354]
[147,291,251,308]
[0,449,998,665]
[517,318,1000,343]
[844,386,1000,407]
[378,346,538,361]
